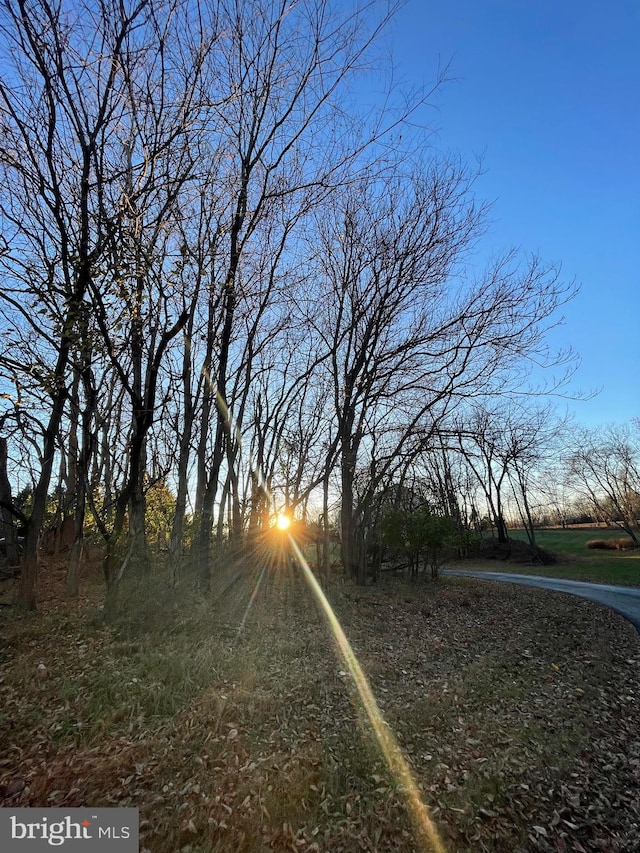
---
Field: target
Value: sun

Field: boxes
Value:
[276,513,291,531]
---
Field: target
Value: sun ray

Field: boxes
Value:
[288,534,447,853]
[235,564,267,640]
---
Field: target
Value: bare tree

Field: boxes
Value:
[452,406,514,544]
[306,158,577,581]
[0,0,155,609]
[306,162,484,577]
[189,0,416,588]
[501,403,569,553]
[567,423,640,540]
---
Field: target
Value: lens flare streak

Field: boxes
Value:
[236,564,267,640]
[288,535,446,853]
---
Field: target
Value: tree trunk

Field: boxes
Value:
[339,420,360,579]
[169,331,195,585]
[322,471,331,585]
[0,438,19,573]
[169,443,190,585]
[66,351,97,596]
[18,379,69,610]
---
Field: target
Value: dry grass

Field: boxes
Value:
[586,538,639,551]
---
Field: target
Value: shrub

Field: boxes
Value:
[586,538,639,551]
[380,506,457,579]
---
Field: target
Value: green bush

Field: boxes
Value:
[381,506,457,578]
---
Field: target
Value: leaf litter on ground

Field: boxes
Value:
[1,558,639,852]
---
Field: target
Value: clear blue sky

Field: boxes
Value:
[385,0,639,428]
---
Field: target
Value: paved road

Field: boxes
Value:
[442,569,640,632]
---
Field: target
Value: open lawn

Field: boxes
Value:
[1,557,639,852]
[489,527,640,586]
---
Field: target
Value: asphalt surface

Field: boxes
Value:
[442,568,640,632]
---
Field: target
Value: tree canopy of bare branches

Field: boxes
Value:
[0,0,583,607]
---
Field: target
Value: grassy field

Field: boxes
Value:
[481,527,640,586]
[1,556,640,852]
